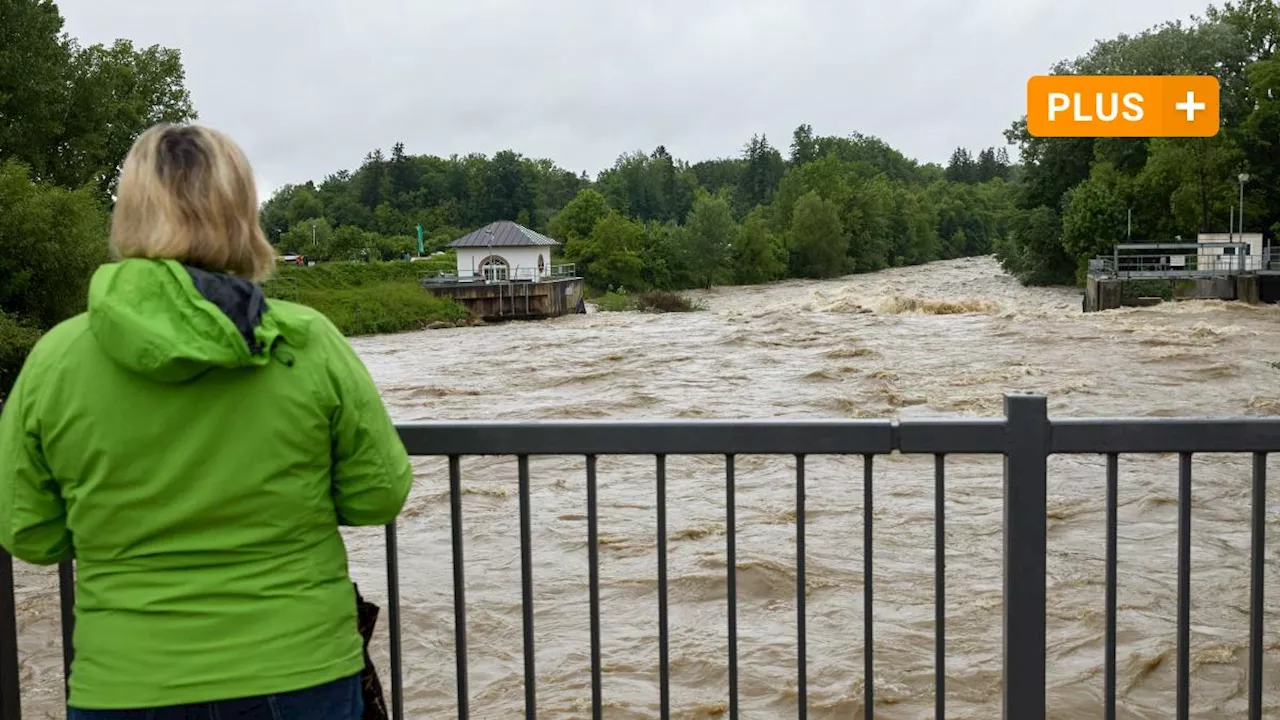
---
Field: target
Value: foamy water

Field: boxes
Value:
[11,257,1280,718]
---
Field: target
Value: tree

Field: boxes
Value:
[1061,163,1135,280]
[945,148,977,183]
[0,0,71,183]
[788,191,847,279]
[790,124,818,166]
[568,211,645,291]
[739,134,786,209]
[684,191,737,288]
[732,207,785,285]
[0,161,110,329]
[55,39,196,196]
[548,188,611,243]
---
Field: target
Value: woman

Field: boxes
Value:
[0,124,414,719]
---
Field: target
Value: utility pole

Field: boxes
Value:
[1127,208,1132,241]
[1238,173,1249,243]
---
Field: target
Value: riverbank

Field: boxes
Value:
[265,259,469,335]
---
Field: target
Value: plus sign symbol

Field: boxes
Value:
[1175,90,1206,122]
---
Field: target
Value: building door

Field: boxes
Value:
[480,256,509,282]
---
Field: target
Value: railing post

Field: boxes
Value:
[0,550,19,720]
[1002,394,1048,720]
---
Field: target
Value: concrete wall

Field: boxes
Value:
[1172,277,1236,301]
[1084,277,1123,312]
[456,247,551,281]
[427,278,585,320]
[1236,274,1260,304]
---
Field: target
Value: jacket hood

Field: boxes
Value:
[88,259,282,382]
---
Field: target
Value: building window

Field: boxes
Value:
[479,255,509,282]
[538,254,546,276]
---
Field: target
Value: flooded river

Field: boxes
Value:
[12,257,1280,718]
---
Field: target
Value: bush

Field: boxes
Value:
[633,291,704,313]
[595,290,632,312]
[0,161,110,328]
[594,289,703,313]
[0,311,42,399]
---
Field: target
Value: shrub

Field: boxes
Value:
[633,291,704,313]
[595,290,632,312]
[0,311,42,398]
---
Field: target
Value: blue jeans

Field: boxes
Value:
[68,673,363,720]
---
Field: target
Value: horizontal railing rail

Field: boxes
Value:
[1090,252,1268,278]
[0,394,1273,720]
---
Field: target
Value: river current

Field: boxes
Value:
[12,257,1280,718]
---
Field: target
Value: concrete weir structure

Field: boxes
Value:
[1084,241,1280,312]
[422,221,586,320]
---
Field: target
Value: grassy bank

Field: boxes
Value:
[265,258,468,335]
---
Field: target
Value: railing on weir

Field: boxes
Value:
[421,264,578,286]
[1088,252,1273,279]
[0,394,1275,720]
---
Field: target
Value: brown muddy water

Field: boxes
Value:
[12,257,1280,718]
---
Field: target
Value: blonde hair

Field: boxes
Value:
[111,124,276,283]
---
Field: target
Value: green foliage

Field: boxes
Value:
[593,290,632,312]
[684,191,737,288]
[264,262,467,335]
[568,211,646,292]
[592,289,702,313]
[0,311,42,397]
[633,291,704,313]
[0,3,195,198]
[732,207,786,285]
[788,191,847,279]
[0,161,110,328]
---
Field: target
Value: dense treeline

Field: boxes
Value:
[265,129,1018,291]
[1,0,194,393]
[997,0,1280,284]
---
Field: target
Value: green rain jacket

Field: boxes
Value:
[0,259,414,709]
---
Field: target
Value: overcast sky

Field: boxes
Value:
[56,0,1210,200]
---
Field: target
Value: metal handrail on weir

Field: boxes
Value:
[0,394,1275,720]
[1090,252,1266,279]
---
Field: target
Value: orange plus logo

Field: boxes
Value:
[1027,75,1219,137]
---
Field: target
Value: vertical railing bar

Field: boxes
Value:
[1105,453,1118,720]
[726,454,739,720]
[934,454,945,720]
[58,561,74,701]
[518,455,537,720]
[385,522,405,720]
[449,455,470,720]
[1002,394,1048,720]
[1177,452,1192,720]
[796,454,807,720]
[1248,452,1265,720]
[863,454,874,720]
[586,455,603,720]
[656,455,671,720]
[0,550,19,720]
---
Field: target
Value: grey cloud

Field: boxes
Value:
[56,0,1209,198]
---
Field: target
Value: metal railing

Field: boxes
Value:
[421,264,579,286]
[0,394,1275,719]
[1089,252,1268,278]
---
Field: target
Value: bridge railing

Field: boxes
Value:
[0,394,1275,720]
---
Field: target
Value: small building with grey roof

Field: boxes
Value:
[448,220,563,283]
